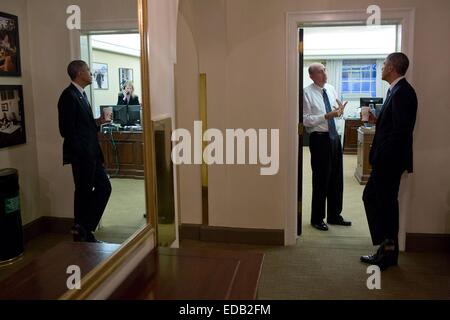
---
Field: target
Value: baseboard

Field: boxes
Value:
[23,217,74,244]
[22,217,46,244]
[406,233,450,252]
[180,224,284,246]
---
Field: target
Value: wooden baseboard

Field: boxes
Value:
[406,233,450,252]
[180,224,284,246]
[23,217,74,244]
[22,217,46,244]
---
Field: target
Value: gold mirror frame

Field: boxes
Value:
[59,0,156,300]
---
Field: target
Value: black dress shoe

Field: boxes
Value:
[327,216,352,226]
[311,221,329,231]
[71,224,88,242]
[360,249,398,271]
[86,232,105,243]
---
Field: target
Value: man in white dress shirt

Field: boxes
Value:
[303,63,352,231]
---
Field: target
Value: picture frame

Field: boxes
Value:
[92,62,109,90]
[119,68,133,90]
[0,12,21,77]
[0,85,26,148]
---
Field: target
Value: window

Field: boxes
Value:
[341,60,377,97]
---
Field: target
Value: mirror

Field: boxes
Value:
[0,0,158,299]
[153,118,177,247]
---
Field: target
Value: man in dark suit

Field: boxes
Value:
[58,60,112,243]
[361,53,418,270]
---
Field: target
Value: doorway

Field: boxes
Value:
[299,25,398,238]
[286,8,416,247]
[80,31,147,243]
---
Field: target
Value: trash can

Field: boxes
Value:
[0,168,24,265]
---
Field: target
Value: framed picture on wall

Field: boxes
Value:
[119,68,133,90]
[0,12,21,76]
[92,62,109,90]
[0,85,26,149]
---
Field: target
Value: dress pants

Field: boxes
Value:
[363,167,403,246]
[309,132,343,224]
[71,157,112,233]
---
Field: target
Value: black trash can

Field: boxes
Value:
[0,168,24,264]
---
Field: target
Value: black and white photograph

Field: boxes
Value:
[0,85,26,148]
[119,67,133,90]
[0,11,21,76]
[92,62,109,90]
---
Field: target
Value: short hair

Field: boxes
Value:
[308,63,324,76]
[67,60,88,80]
[386,52,409,76]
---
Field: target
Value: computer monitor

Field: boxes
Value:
[100,105,142,127]
[360,97,383,119]
[360,97,383,108]
[127,105,142,126]
[112,105,129,126]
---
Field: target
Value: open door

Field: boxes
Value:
[297,28,304,236]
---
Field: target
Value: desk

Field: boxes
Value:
[98,131,144,179]
[343,118,363,154]
[354,126,375,185]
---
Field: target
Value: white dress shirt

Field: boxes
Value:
[71,81,85,95]
[303,83,339,134]
[389,76,405,91]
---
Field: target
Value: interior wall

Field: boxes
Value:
[147,0,180,243]
[92,49,142,114]
[0,0,40,225]
[26,0,138,219]
[179,0,450,235]
[175,12,202,224]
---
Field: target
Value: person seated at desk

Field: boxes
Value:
[117,81,140,106]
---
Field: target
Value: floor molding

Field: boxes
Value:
[23,217,74,244]
[406,233,450,253]
[180,224,284,246]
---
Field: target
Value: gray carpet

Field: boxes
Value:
[95,178,147,244]
[181,148,450,300]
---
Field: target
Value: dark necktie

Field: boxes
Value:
[377,89,391,119]
[322,88,339,139]
[386,89,391,102]
[82,91,94,117]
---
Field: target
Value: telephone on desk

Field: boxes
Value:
[101,123,120,134]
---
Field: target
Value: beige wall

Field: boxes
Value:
[178,0,450,234]
[148,0,180,242]
[175,12,202,224]
[26,0,138,219]
[0,0,40,224]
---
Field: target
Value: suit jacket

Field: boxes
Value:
[369,78,418,173]
[58,84,104,165]
[117,93,140,106]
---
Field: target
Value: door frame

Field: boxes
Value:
[285,8,416,248]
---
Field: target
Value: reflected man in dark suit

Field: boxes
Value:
[58,60,112,242]
[361,53,418,270]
